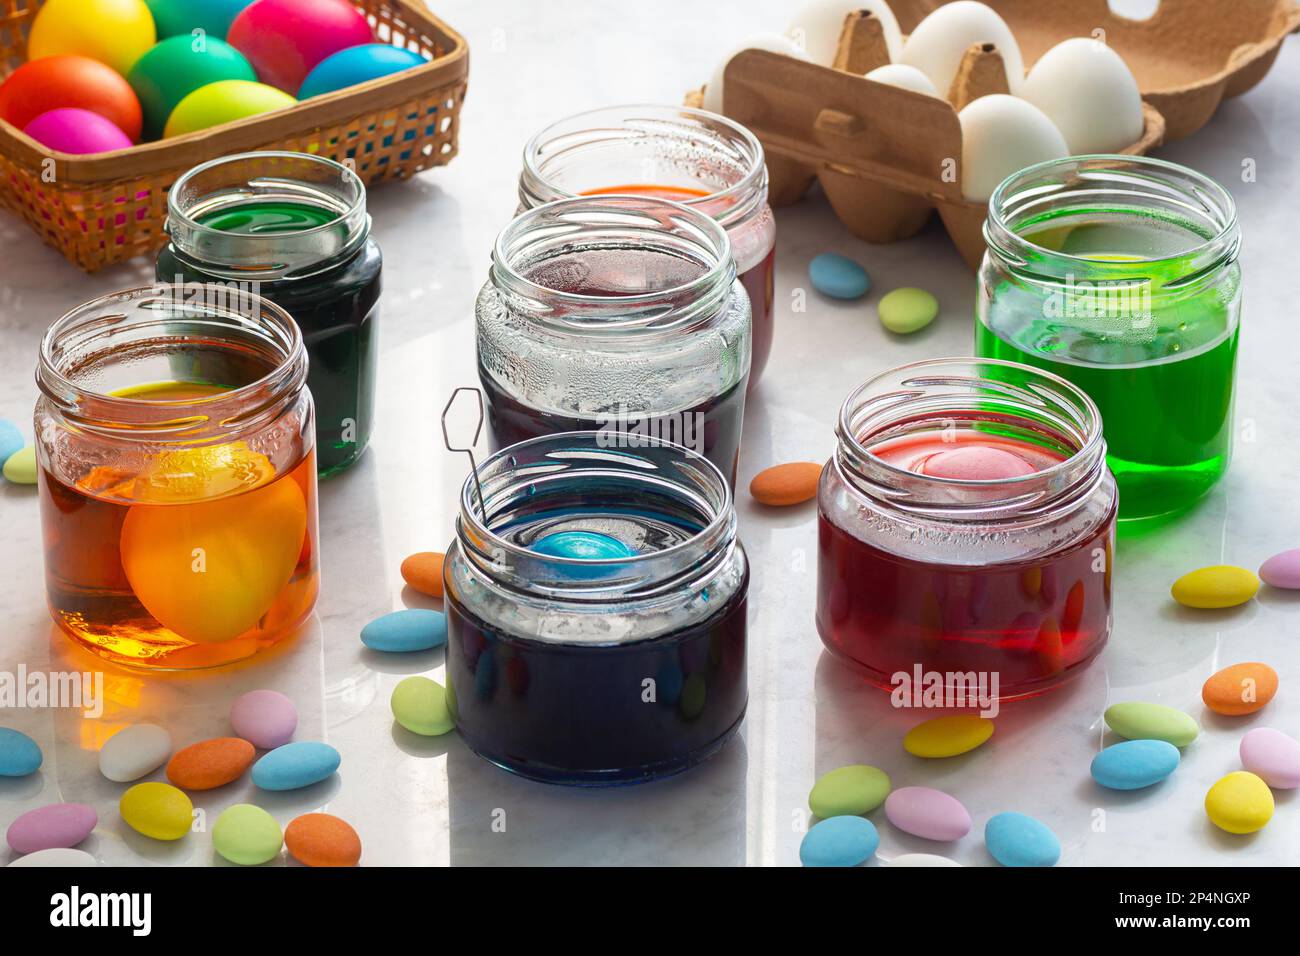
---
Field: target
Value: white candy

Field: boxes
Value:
[1022,38,1144,153]
[703,33,810,115]
[787,0,903,65]
[865,63,940,97]
[9,848,98,867]
[98,723,172,783]
[888,852,962,867]
[901,1,1025,97]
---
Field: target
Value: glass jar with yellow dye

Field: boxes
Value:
[34,286,320,669]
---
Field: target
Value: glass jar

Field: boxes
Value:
[518,104,776,384]
[443,432,748,785]
[475,194,751,487]
[976,155,1242,521]
[816,358,1117,702]
[35,285,320,670]
[157,151,381,479]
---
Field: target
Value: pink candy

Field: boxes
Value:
[883,786,972,841]
[6,803,97,855]
[1240,728,1300,789]
[230,689,298,749]
[1259,548,1300,589]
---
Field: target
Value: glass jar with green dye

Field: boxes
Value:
[159,152,380,478]
[976,156,1241,521]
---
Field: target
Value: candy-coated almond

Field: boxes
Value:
[400,551,445,598]
[1202,662,1277,716]
[808,764,891,817]
[1205,771,1273,834]
[213,804,283,865]
[119,782,193,841]
[166,737,255,790]
[903,715,994,758]
[390,676,454,736]
[1104,701,1199,747]
[749,462,822,506]
[1260,548,1300,589]
[1171,565,1259,608]
[285,813,361,867]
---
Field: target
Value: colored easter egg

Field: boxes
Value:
[99,723,172,782]
[361,608,448,653]
[808,764,891,818]
[920,445,1037,481]
[749,461,823,506]
[1089,739,1180,790]
[22,108,133,154]
[390,676,454,736]
[903,714,994,758]
[119,466,306,643]
[799,815,879,867]
[0,56,142,140]
[1171,565,1259,608]
[1104,701,1199,747]
[284,813,361,867]
[144,0,253,38]
[6,803,97,855]
[251,740,340,791]
[400,551,445,597]
[27,0,157,76]
[985,812,1059,866]
[227,0,374,93]
[1205,771,1273,834]
[166,737,255,790]
[1,446,37,484]
[889,853,961,867]
[1240,728,1300,789]
[128,35,257,139]
[119,782,193,841]
[808,252,870,300]
[0,727,42,776]
[230,689,297,749]
[1202,662,1278,716]
[213,804,282,865]
[8,848,98,867]
[298,42,426,98]
[0,419,22,466]
[532,531,636,561]
[884,786,972,841]
[162,79,296,137]
[1259,548,1300,589]
[878,287,939,334]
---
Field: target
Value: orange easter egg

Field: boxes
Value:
[285,813,361,867]
[749,462,823,506]
[400,551,445,598]
[166,737,255,790]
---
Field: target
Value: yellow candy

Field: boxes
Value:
[1171,565,1259,609]
[903,715,994,758]
[1205,771,1273,834]
[120,782,193,841]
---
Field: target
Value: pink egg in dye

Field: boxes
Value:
[1240,727,1300,789]
[230,688,298,749]
[1260,548,1300,589]
[920,445,1038,481]
[23,108,133,155]
[6,803,97,855]
[884,786,972,841]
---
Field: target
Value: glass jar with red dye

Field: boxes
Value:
[518,105,776,384]
[816,358,1117,702]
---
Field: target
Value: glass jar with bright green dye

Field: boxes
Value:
[158,152,380,478]
[976,156,1241,521]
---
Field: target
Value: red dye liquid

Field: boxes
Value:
[816,430,1114,700]
[581,184,775,383]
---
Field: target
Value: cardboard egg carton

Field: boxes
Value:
[686,0,1299,269]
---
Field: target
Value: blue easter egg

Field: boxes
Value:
[531,530,636,561]
[985,812,1060,867]
[251,741,340,791]
[0,419,23,468]
[809,252,871,300]
[298,43,427,99]
[360,608,448,653]
[0,727,43,777]
[799,815,879,867]
[1090,739,1180,790]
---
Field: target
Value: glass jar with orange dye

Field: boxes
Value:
[34,286,320,670]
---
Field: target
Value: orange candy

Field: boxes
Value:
[749,462,823,506]
[166,737,255,790]
[1202,662,1278,716]
[400,551,445,598]
[285,813,362,867]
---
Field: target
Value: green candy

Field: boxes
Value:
[808,764,892,818]
[212,804,282,866]
[391,676,454,736]
[1104,702,1200,748]
[2,445,36,484]
[878,287,939,334]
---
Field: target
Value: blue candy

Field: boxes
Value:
[799,815,879,867]
[809,252,871,300]
[251,741,340,791]
[0,727,42,777]
[361,609,447,653]
[1090,738,1180,790]
[0,419,22,468]
[298,44,427,99]
[985,812,1060,867]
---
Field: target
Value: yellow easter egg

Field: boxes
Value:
[1205,771,1273,834]
[1171,565,1259,609]
[119,782,193,841]
[903,714,995,758]
[28,0,156,76]
[163,80,296,137]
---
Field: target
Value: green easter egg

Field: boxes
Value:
[144,0,253,40]
[212,804,283,865]
[163,79,295,138]
[878,287,939,334]
[129,36,256,139]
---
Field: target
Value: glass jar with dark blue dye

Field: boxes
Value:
[158,152,380,478]
[443,432,748,786]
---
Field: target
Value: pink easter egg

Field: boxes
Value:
[230,688,298,749]
[1260,548,1300,589]
[884,786,972,841]
[22,108,132,155]
[6,803,98,855]
[227,0,374,93]
[1240,727,1300,789]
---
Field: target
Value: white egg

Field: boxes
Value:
[1022,37,1144,153]
[865,63,940,97]
[901,1,1025,98]
[958,94,1069,201]
[786,0,903,66]
[703,33,811,114]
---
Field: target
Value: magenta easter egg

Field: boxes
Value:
[227,0,374,93]
[6,803,98,854]
[23,108,133,154]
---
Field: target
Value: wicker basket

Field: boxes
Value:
[0,0,468,271]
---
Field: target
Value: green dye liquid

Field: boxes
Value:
[976,215,1240,520]
[158,199,381,478]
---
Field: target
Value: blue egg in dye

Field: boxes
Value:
[809,252,871,300]
[1090,739,1180,790]
[985,812,1060,867]
[531,531,637,561]
[298,44,428,99]
[799,815,879,867]
[0,727,43,777]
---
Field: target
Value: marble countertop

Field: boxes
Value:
[2,0,1299,866]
